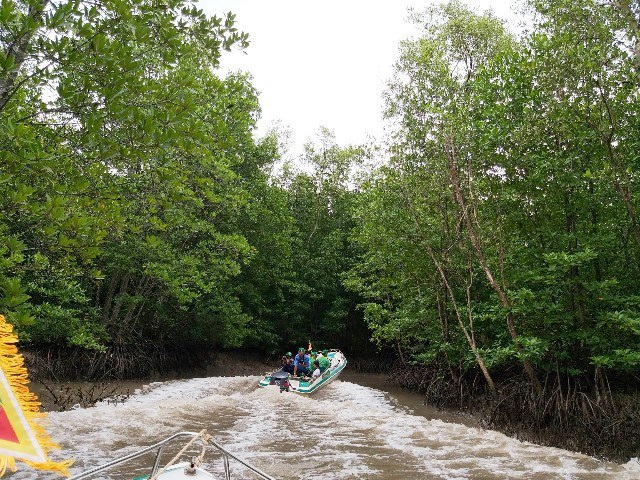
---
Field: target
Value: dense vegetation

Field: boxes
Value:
[2,0,640,458]
[0,0,368,366]
[351,0,640,394]
[346,0,640,459]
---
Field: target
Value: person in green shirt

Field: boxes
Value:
[317,351,330,372]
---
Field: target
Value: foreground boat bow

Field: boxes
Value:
[68,430,275,480]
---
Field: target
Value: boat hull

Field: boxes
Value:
[258,350,347,394]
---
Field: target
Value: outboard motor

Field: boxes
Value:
[269,370,290,392]
[280,378,290,393]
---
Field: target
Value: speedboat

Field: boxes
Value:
[68,430,275,480]
[258,349,347,394]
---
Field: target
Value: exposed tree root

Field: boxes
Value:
[24,344,214,381]
[389,362,640,462]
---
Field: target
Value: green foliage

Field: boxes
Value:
[0,0,368,361]
[0,0,259,351]
[3,0,640,387]
[237,128,369,354]
[349,0,640,383]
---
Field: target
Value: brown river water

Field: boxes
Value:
[8,372,640,479]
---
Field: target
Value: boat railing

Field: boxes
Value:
[68,430,276,480]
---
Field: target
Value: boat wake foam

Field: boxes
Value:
[11,375,639,479]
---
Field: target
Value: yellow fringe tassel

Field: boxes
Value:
[0,315,72,477]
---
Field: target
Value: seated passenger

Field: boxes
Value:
[311,360,321,380]
[281,351,294,374]
[293,347,310,376]
[317,353,330,372]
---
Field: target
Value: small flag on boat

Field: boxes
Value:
[0,314,71,476]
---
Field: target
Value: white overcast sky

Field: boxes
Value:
[198,0,524,156]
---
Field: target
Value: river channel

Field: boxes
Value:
[9,372,640,479]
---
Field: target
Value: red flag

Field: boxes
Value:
[0,315,71,476]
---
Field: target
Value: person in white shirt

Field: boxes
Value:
[311,360,321,380]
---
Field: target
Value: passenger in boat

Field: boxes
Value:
[311,360,321,380]
[281,351,294,374]
[317,350,330,372]
[293,347,310,376]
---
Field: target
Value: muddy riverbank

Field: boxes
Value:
[29,351,275,411]
[390,362,640,463]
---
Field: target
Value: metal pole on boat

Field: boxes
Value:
[223,453,231,480]
[150,445,165,477]
[208,438,275,480]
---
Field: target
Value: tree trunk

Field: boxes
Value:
[595,78,640,250]
[102,270,121,324]
[436,289,459,383]
[613,0,640,69]
[0,0,49,113]
[430,249,497,396]
[396,341,406,366]
[117,276,151,342]
[109,273,131,326]
[399,178,496,394]
[445,137,542,394]
[588,180,603,282]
